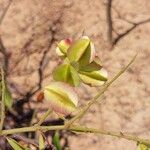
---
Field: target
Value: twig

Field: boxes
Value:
[0,125,64,135]
[0,67,5,131]
[70,125,150,147]
[106,0,113,47]
[0,124,150,146]
[113,18,150,45]
[29,26,56,97]
[106,0,150,47]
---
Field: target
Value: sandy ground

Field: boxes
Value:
[0,0,150,149]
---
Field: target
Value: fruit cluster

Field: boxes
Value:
[42,36,108,115]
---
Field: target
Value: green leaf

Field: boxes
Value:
[39,132,45,150]
[67,39,90,63]
[43,82,78,115]
[4,85,13,109]
[6,138,29,150]
[137,143,150,150]
[53,131,62,150]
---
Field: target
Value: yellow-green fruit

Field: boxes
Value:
[53,64,81,87]
[43,82,78,115]
[79,68,108,86]
[67,36,95,66]
[56,39,72,56]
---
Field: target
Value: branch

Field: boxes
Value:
[29,25,57,97]
[113,18,150,45]
[70,125,150,147]
[1,124,150,147]
[0,125,65,135]
[106,1,150,47]
[106,0,113,47]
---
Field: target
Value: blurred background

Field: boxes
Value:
[0,0,150,149]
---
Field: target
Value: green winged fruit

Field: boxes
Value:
[43,82,78,115]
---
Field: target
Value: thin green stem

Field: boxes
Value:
[65,54,137,127]
[0,125,65,135]
[0,67,5,131]
[0,124,150,146]
[70,125,150,147]
[36,109,52,126]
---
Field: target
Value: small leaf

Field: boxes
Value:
[4,85,13,109]
[137,143,150,150]
[39,132,45,150]
[67,38,90,63]
[6,138,29,150]
[53,131,62,150]
[43,82,78,115]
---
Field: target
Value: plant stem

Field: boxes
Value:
[0,125,65,135]
[0,67,5,131]
[65,54,137,127]
[0,124,150,146]
[36,109,52,126]
[70,125,150,147]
